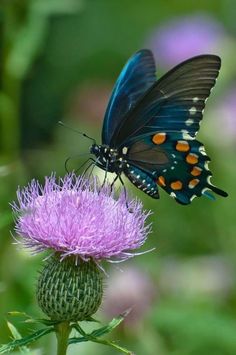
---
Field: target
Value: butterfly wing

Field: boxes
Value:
[102,49,156,146]
[125,137,227,204]
[114,54,227,204]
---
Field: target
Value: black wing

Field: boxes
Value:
[110,55,221,147]
[102,49,156,146]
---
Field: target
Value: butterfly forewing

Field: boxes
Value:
[111,55,221,146]
[102,49,156,146]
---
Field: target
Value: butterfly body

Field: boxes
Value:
[90,49,227,204]
[90,144,127,174]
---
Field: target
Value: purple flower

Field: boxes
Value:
[102,266,156,328]
[147,14,225,68]
[12,174,151,262]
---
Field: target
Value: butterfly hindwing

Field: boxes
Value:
[125,134,227,204]
[102,49,156,146]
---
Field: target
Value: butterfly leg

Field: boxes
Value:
[101,160,109,188]
[64,153,91,173]
[110,174,119,194]
[74,158,93,175]
[79,158,97,178]
[118,174,130,210]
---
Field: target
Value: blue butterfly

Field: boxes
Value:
[90,49,228,204]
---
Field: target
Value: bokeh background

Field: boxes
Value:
[0,1,235,354]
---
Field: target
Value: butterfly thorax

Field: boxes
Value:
[90,144,127,173]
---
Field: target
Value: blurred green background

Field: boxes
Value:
[0,0,235,354]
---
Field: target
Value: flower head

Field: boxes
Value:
[147,14,225,68]
[12,174,151,262]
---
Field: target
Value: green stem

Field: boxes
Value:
[55,322,71,355]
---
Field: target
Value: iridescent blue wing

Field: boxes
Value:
[116,55,227,204]
[102,49,156,146]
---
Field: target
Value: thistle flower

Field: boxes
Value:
[147,14,225,68]
[12,173,151,262]
[11,174,151,323]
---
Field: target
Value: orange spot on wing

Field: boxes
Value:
[157,176,166,186]
[152,133,166,144]
[189,179,200,189]
[170,180,183,190]
[186,153,198,164]
[191,166,202,176]
[176,140,190,152]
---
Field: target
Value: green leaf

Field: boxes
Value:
[69,310,133,354]
[7,322,30,354]
[7,311,59,326]
[90,308,131,338]
[25,318,60,326]
[0,327,54,354]
[84,316,101,323]
[7,311,31,318]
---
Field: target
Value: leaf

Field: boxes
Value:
[7,322,30,354]
[0,327,54,354]
[24,318,60,326]
[90,308,131,338]
[69,310,133,354]
[7,311,59,326]
[84,316,101,323]
[7,311,31,318]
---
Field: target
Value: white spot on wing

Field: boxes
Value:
[204,161,210,170]
[190,194,197,201]
[181,129,195,140]
[189,106,197,115]
[122,146,128,154]
[186,118,194,126]
[199,146,207,155]
[193,97,199,103]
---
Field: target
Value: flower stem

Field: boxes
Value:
[55,322,71,355]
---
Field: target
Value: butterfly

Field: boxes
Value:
[90,49,228,205]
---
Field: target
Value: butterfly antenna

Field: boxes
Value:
[64,153,91,173]
[58,121,96,144]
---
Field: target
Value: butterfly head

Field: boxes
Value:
[90,143,100,156]
[90,144,128,173]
